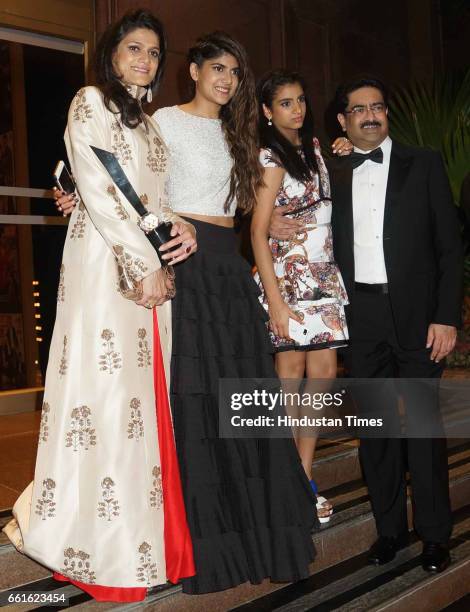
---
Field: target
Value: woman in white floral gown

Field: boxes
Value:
[3,9,196,602]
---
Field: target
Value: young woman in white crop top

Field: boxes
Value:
[152,33,319,594]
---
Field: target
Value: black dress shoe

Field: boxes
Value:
[367,535,407,565]
[421,542,450,572]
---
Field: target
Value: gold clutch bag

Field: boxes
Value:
[117,262,143,301]
[113,245,143,301]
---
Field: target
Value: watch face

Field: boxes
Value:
[139,213,160,232]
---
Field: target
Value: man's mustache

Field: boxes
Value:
[360,121,382,128]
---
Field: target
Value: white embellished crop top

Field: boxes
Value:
[153,106,236,217]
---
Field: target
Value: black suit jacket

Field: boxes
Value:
[328,140,463,350]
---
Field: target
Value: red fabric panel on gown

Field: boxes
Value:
[152,307,195,582]
[53,572,147,602]
[53,308,195,602]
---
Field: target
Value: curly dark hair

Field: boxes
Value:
[94,9,167,129]
[257,69,318,183]
[188,32,263,214]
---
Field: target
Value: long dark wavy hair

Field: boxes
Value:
[188,32,263,214]
[94,9,167,129]
[257,70,318,182]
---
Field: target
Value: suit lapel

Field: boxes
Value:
[383,141,413,233]
[332,160,354,250]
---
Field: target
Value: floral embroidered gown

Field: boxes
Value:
[255,138,349,351]
[4,86,194,601]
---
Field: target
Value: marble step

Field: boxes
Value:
[441,592,470,610]
[1,441,469,611]
[132,447,470,611]
[312,438,360,492]
[312,442,470,573]
[233,505,470,612]
[313,437,470,493]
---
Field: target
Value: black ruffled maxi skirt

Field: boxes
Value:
[171,219,318,594]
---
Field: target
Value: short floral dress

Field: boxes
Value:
[255,138,349,352]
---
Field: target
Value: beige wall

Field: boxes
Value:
[0,0,94,73]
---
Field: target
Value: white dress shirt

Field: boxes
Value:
[352,135,392,283]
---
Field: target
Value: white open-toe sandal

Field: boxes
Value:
[316,495,333,524]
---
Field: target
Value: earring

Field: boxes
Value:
[268,118,272,126]
[146,87,153,103]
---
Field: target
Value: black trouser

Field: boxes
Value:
[346,291,452,544]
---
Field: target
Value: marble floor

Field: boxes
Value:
[0,411,41,510]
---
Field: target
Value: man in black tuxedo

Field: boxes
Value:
[270,76,463,572]
[331,76,462,571]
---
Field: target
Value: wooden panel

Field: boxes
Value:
[288,0,413,138]
[96,0,276,105]
[331,29,410,86]
[53,0,439,132]
[318,0,410,89]
[0,0,93,35]
[0,0,94,78]
[288,16,331,141]
[268,0,287,69]
[150,50,190,111]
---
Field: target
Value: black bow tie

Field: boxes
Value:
[349,147,383,169]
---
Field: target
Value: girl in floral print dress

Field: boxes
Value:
[252,70,349,522]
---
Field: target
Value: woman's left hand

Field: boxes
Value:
[332,137,353,156]
[159,221,197,265]
[136,268,172,308]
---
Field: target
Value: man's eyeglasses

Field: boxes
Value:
[344,103,386,116]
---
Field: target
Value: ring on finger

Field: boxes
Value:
[164,266,175,281]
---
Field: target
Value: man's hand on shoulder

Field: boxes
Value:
[332,137,353,156]
[426,323,457,362]
[269,204,304,241]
